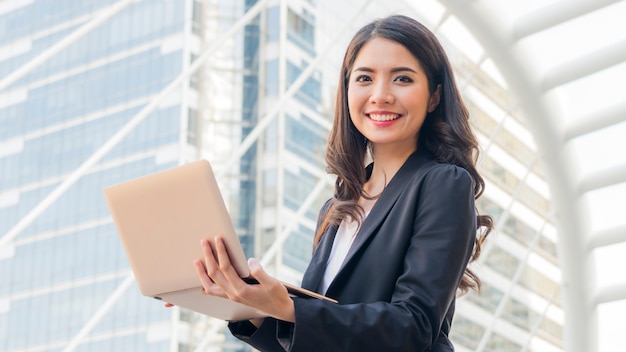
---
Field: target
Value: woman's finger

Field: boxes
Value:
[247,257,286,297]
[247,258,267,283]
[200,238,227,284]
[194,258,212,291]
[194,258,228,298]
[214,236,247,289]
[200,237,240,298]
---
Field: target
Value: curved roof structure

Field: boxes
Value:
[435,1,626,351]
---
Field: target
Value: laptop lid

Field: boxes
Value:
[103,160,265,317]
[103,159,335,321]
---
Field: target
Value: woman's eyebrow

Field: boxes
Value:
[352,66,374,73]
[390,67,417,73]
[352,66,418,73]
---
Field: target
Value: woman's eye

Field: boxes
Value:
[354,75,371,82]
[394,75,413,83]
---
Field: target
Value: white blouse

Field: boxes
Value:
[319,214,366,294]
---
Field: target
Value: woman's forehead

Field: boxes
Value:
[350,38,424,73]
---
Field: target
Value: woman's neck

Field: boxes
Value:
[363,144,416,200]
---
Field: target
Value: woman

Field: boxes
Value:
[194,15,492,351]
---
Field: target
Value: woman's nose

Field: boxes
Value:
[369,81,394,104]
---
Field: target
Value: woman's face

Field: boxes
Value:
[347,37,439,155]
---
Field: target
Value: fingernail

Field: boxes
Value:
[248,257,260,269]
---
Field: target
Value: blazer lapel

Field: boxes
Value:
[334,149,434,281]
[301,224,338,291]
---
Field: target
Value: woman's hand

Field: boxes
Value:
[194,236,295,323]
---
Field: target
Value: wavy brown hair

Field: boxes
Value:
[315,15,493,294]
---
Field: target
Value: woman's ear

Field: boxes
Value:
[428,84,442,112]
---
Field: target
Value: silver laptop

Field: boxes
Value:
[103,159,334,321]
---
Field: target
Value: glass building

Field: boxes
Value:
[0,0,189,351]
[1,0,625,351]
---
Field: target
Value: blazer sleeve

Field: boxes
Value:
[280,165,477,351]
[226,199,334,352]
[228,318,287,352]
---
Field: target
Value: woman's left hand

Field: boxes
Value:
[194,236,296,323]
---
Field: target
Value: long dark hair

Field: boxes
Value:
[316,15,493,294]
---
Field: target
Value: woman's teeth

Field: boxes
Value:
[369,114,399,121]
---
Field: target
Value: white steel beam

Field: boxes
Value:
[587,224,626,250]
[512,0,620,41]
[578,162,626,193]
[540,38,626,92]
[594,282,626,305]
[0,0,136,92]
[563,100,626,141]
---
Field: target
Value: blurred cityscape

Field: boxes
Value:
[4,0,624,351]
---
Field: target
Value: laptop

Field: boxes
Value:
[103,159,334,322]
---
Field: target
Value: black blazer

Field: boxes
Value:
[229,149,477,352]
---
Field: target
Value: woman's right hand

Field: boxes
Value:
[195,236,295,323]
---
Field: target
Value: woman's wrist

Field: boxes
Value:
[249,317,264,328]
[277,298,296,323]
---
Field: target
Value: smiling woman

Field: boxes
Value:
[193,15,493,352]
